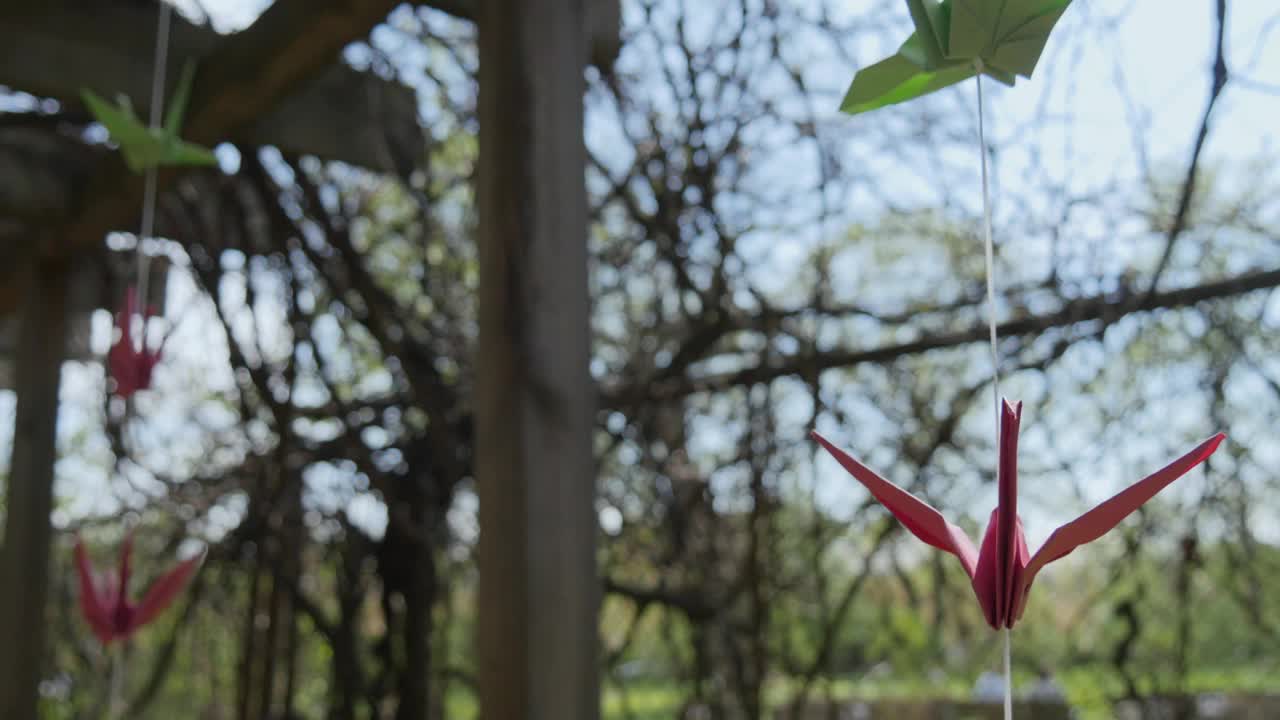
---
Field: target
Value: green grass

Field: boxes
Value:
[445,683,682,719]
[443,667,1280,719]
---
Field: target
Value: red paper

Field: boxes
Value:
[108,285,163,398]
[813,399,1225,628]
[73,532,204,645]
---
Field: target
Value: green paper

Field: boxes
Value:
[81,61,218,172]
[841,0,1072,115]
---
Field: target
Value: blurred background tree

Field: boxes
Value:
[1,0,1279,718]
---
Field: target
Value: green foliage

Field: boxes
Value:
[594,528,1280,714]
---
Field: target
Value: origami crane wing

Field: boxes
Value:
[159,61,218,167]
[949,0,1073,78]
[840,0,1072,115]
[73,540,116,644]
[812,431,980,578]
[840,2,980,116]
[1016,432,1226,614]
[162,137,218,167]
[132,550,205,629]
[81,89,161,172]
[840,41,976,115]
[81,60,216,172]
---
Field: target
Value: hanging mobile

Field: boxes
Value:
[819,3,1226,719]
[85,2,213,399]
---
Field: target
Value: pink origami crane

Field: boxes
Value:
[73,532,204,645]
[108,285,163,398]
[813,399,1225,629]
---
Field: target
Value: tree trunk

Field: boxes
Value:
[236,466,303,720]
[377,476,435,720]
[476,0,599,718]
[0,255,71,720]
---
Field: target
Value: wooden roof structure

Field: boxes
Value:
[0,1,618,717]
[0,0,429,313]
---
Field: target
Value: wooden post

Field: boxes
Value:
[476,0,599,717]
[0,255,72,720]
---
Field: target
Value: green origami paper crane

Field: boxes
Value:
[81,61,218,172]
[841,0,1072,115]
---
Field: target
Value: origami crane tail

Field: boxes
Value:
[840,47,974,115]
[812,430,979,578]
[972,509,1031,629]
[904,0,947,67]
[970,400,1031,629]
[73,539,115,645]
[136,289,165,358]
[994,400,1028,627]
[1016,432,1226,618]
[131,548,206,632]
[118,286,142,353]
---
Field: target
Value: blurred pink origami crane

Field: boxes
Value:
[812,399,1225,629]
[74,532,204,645]
[108,285,163,398]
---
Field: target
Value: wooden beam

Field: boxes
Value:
[0,255,72,720]
[29,0,403,266]
[414,0,622,68]
[0,126,99,221]
[476,0,599,718]
[0,0,417,314]
[585,0,623,71]
[0,0,421,173]
[416,0,476,19]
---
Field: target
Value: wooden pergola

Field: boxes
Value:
[0,1,615,717]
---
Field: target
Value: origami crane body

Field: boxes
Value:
[108,286,164,398]
[813,400,1224,628]
[74,533,204,645]
[841,0,1073,115]
[81,61,217,173]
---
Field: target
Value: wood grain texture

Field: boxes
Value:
[0,0,421,172]
[476,0,599,717]
[0,0,412,315]
[0,256,72,720]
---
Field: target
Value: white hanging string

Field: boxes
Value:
[974,62,1011,720]
[1003,624,1012,719]
[134,0,173,343]
[975,67,1000,429]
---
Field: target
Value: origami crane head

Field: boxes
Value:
[74,532,204,645]
[813,399,1224,628]
[108,286,164,399]
[80,60,217,173]
[841,0,1074,115]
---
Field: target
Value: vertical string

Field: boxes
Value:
[976,68,1000,428]
[135,0,173,342]
[1003,626,1013,719]
[107,644,124,719]
[975,64,1011,720]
